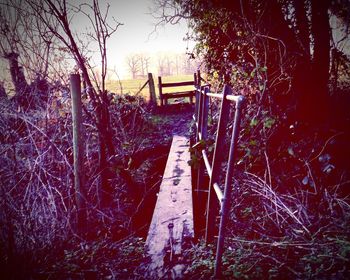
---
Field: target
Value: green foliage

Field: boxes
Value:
[188,138,215,168]
[263,117,275,129]
[41,237,146,279]
[184,241,264,279]
[188,153,201,169]
[183,241,215,278]
[237,109,278,170]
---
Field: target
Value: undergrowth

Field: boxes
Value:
[186,85,350,279]
[0,87,174,279]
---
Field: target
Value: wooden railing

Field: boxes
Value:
[193,71,245,277]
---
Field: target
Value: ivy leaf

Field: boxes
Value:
[250,118,258,127]
[288,147,295,156]
[249,139,257,146]
[263,117,275,129]
[302,176,309,185]
[323,164,335,174]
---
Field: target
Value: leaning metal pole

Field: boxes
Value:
[214,95,245,278]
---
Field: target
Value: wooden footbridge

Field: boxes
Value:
[145,72,245,278]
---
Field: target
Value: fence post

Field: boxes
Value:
[195,72,202,142]
[201,87,209,140]
[197,70,201,85]
[194,73,199,120]
[189,72,197,105]
[70,74,87,234]
[148,73,157,107]
[214,96,245,277]
[196,89,203,142]
[158,76,164,106]
[196,87,209,193]
[205,85,231,243]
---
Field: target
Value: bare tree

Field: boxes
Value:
[126,53,141,79]
[139,53,151,77]
[0,0,58,108]
[0,0,55,81]
[18,0,122,206]
[173,53,183,75]
[157,53,170,76]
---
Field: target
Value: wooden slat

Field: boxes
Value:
[162,91,195,99]
[161,81,195,87]
[145,135,194,278]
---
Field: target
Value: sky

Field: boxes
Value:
[0,0,194,89]
[82,0,194,79]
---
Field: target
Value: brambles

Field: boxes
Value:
[0,83,170,278]
[185,89,350,278]
[39,236,146,279]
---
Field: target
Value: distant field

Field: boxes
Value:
[105,74,195,101]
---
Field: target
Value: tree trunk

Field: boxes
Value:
[287,0,331,124]
[95,103,114,207]
[262,0,303,111]
[5,52,28,95]
[0,82,7,99]
[309,0,331,122]
[294,0,311,58]
[99,136,112,207]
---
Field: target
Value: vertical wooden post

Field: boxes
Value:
[158,76,163,106]
[195,72,202,142]
[70,74,87,234]
[197,70,201,88]
[205,85,231,243]
[148,73,157,107]
[196,89,203,142]
[194,73,199,119]
[201,87,209,140]
[196,87,209,193]
[190,72,197,105]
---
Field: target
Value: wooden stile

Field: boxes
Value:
[158,76,196,106]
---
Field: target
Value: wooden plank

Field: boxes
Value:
[145,135,194,279]
[162,91,195,99]
[161,81,195,87]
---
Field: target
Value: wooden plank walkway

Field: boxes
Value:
[145,135,194,279]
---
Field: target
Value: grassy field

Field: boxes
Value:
[105,74,195,102]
